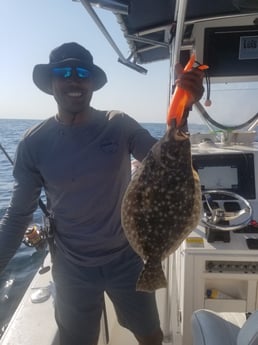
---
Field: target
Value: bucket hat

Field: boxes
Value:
[33,42,107,94]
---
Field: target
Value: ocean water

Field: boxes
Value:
[0,119,45,337]
[0,118,209,337]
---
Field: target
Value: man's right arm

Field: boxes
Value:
[0,139,43,273]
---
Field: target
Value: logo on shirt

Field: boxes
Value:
[100,139,118,153]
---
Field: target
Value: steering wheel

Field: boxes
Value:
[201,190,253,231]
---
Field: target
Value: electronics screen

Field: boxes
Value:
[198,166,238,190]
[192,153,255,199]
[203,25,258,78]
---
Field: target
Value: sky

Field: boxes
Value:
[1,1,258,126]
[0,0,173,123]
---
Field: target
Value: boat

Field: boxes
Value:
[1,0,258,344]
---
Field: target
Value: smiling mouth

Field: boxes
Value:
[67,91,83,97]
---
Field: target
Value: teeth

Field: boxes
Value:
[67,92,82,97]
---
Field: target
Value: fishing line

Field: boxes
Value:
[0,143,13,165]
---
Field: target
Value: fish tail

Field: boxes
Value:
[166,54,196,127]
[136,259,167,292]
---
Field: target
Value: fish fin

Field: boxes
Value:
[136,260,167,292]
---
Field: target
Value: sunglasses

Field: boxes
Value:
[52,67,91,79]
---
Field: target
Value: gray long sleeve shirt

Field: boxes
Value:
[0,108,157,271]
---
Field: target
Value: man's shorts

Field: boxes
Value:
[52,245,161,345]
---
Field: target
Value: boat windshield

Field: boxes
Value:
[191,81,258,128]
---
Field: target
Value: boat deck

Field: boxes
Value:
[0,254,177,345]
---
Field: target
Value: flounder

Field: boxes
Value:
[121,56,202,292]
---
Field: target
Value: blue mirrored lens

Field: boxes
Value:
[76,67,91,78]
[52,67,91,79]
[52,67,72,78]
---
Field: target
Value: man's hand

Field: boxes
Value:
[174,63,205,106]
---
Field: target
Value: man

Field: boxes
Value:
[0,42,204,345]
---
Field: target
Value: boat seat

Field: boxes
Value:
[191,309,258,345]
